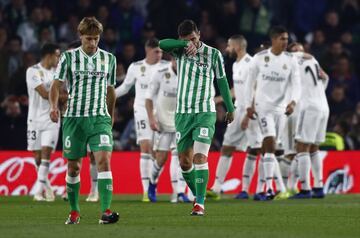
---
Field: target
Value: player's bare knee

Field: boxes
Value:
[296,141,310,153]
[67,160,81,176]
[262,137,276,153]
[310,144,319,154]
[248,148,261,156]
[41,147,53,160]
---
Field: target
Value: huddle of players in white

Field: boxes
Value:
[26,27,328,202]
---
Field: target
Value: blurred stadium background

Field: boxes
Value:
[0,0,359,151]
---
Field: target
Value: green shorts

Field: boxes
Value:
[175,112,216,153]
[62,116,113,160]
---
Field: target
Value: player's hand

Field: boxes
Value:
[225,111,234,124]
[285,101,296,116]
[50,108,59,123]
[149,118,160,132]
[185,41,197,56]
[319,68,328,81]
[246,107,257,120]
[241,116,249,130]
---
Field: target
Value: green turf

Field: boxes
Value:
[0,194,359,238]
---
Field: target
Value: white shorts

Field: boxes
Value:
[295,109,329,145]
[27,127,59,151]
[246,119,263,149]
[153,131,176,151]
[222,107,247,151]
[282,112,297,155]
[256,109,287,143]
[134,107,154,144]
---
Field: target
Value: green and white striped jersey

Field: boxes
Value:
[54,47,116,117]
[174,42,226,113]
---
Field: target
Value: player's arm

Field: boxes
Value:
[319,66,329,89]
[35,85,49,99]
[245,60,258,119]
[145,72,160,131]
[286,57,302,116]
[26,68,48,99]
[213,51,234,123]
[49,80,63,123]
[115,63,135,98]
[107,55,117,124]
[49,53,67,122]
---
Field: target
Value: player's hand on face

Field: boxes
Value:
[225,111,234,124]
[246,107,257,120]
[185,41,197,56]
[240,116,249,130]
[50,108,59,123]
[285,101,296,116]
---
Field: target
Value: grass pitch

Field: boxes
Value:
[1,194,359,238]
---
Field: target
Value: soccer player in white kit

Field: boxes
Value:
[206,35,262,200]
[245,26,301,200]
[26,43,61,201]
[115,38,165,202]
[287,43,330,199]
[145,56,190,203]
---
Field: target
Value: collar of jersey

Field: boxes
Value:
[79,46,99,59]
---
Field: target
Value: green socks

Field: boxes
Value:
[98,171,113,212]
[182,165,196,196]
[66,174,80,212]
[194,163,209,205]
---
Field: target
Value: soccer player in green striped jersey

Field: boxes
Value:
[49,17,119,225]
[159,19,235,216]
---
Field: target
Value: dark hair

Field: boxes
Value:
[269,25,288,38]
[177,19,198,37]
[41,43,60,58]
[145,37,159,48]
[68,40,81,49]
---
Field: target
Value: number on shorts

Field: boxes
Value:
[261,118,267,127]
[27,130,36,140]
[65,136,71,148]
[137,120,146,129]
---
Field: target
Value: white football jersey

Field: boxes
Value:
[146,62,178,132]
[115,59,167,109]
[232,54,252,109]
[26,63,59,130]
[246,49,301,112]
[293,53,329,113]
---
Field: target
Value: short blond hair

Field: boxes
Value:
[78,17,103,35]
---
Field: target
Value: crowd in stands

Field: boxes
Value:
[0,0,359,150]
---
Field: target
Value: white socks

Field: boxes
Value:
[36,159,50,194]
[242,154,257,192]
[311,151,323,188]
[212,155,233,193]
[140,153,153,193]
[256,156,265,193]
[279,157,291,188]
[289,158,299,190]
[297,152,311,191]
[263,153,275,191]
[274,156,287,193]
[150,160,162,184]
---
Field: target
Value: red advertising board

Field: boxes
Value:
[0,151,358,196]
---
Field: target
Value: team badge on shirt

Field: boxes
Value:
[140,66,146,76]
[283,64,288,70]
[264,56,270,67]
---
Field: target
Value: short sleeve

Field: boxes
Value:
[214,50,226,79]
[26,68,42,89]
[54,53,68,81]
[107,55,116,86]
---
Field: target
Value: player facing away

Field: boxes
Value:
[245,26,301,200]
[288,43,330,199]
[207,35,262,200]
[26,43,61,202]
[159,19,235,215]
[115,38,164,202]
[145,56,190,203]
[49,17,119,224]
